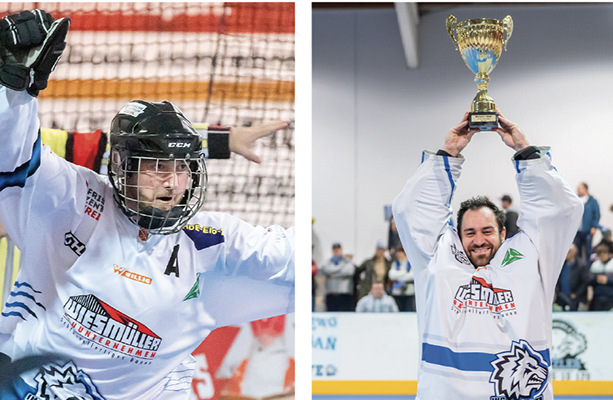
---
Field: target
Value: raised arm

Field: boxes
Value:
[197,214,294,327]
[229,121,290,163]
[392,113,476,268]
[0,12,72,248]
[494,112,583,294]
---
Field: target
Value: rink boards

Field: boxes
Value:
[312,312,613,395]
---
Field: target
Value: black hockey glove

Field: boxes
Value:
[0,10,70,96]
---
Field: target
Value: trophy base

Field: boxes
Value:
[469,112,498,131]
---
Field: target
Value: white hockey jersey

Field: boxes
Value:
[392,150,582,400]
[0,87,294,400]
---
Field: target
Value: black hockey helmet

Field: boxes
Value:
[108,100,207,235]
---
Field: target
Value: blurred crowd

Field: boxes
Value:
[313,183,613,313]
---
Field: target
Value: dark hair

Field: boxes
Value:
[595,243,610,254]
[580,182,589,191]
[457,196,506,237]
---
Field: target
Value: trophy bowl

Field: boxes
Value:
[446,15,513,130]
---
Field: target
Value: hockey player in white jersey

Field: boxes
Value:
[392,111,583,400]
[0,10,294,400]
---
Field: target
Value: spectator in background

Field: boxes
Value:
[321,243,356,311]
[355,240,392,301]
[500,194,520,238]
[595,228,613,256]
[355,282,398,313]
[388,245,415,311]
[555,243,591,311]
[388,217,401,257]
[575,182,600,263]
[587,243,613,311]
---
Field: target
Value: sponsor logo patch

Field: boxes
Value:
[64,231,86,256]
[62,294,161,363]
[451,244,471,265]
[501,248,525,268]
[183,273,201,301]
[452,276,517,317]
[118,102,147,117]
[490,340,548,400]
[113,264,152,285]
[183,224,225,250]
[85,187,105,221]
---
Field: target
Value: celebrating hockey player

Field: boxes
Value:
[392,111,583,399]
[0,10,294,400]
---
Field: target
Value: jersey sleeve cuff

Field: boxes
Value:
[207,126,231,159]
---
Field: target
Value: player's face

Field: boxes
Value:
[126,159,191,211]
[460,207,505,267]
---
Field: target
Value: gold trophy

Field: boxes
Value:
[446,15,513,130]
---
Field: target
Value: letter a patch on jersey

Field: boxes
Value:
[165,244,180,277]
[501,248,524,268]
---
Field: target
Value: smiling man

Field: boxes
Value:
[457,197,506,268]
[392,111,583,400]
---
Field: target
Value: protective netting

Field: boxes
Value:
[0,2,295,228]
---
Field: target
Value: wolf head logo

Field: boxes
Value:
[34,361,105,400]
[490,340,549,400]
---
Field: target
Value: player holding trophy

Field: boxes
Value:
[392,109,582,399]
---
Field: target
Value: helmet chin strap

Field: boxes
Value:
[136,205,187,231]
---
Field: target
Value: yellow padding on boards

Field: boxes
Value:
[312,381,417,395]
[312,380,613,395]
[552,380,613,395]
[0,238,21,312]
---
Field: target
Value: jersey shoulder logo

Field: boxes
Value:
[451,244,471,265]
[501,248,525,268]
[489,340,548,400]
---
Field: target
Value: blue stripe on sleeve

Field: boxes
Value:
[4,302,38,319]
[0,130,42,192]
[1,311,26,321]
[442,156,455,206]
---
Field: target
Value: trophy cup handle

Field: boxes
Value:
[446,15,458,50]
[502,15,513,51]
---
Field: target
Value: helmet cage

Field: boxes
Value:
[109,152,207,235]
